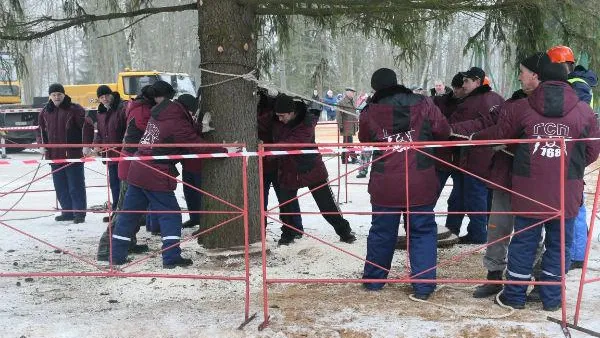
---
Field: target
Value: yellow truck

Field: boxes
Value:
[0,67,196,153]
[65,69,197,111]
[0,80,20,105]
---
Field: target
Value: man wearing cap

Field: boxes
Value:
[110,81,228,268]
[272,94,356,245]
[257,89,304,241]
[90,85,128,220]
[474,62,600,311]
[452,53,550,298]
[37,83,94,224]
[360,68,450,299]
[444,67,504,244]
[547,45,598,269]
[96,85,154,261]
[337,87,358,164]
[176,93,204,229]
[432,73,467,246]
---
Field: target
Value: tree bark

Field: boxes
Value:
[198,0,260,248]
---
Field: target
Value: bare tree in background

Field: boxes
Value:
[1,0,599,248]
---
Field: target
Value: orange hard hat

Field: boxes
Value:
[547,45,575,63]
[483,76,490,86]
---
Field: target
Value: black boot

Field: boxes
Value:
[96,229,111,261]
[182,219,199,228]
[356,171,367,178]
[473,270,503,298]
[55,214,74,222]
[163,257,193,269]
[278,231,296,246]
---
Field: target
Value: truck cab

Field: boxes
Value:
[0,80,20,104]
[65,70,197,111]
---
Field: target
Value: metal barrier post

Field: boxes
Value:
[1,135,6,159]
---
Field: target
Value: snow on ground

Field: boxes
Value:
[0,149,598,338]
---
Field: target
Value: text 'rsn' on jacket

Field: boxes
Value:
[491,81,600,218]
[359,85,451,208]
[37,95,94,160]
[127,100,221,192]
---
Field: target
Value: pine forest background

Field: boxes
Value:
[15,0,522,103]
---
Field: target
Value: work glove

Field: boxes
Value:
[82,147,93,157]
[224,146,242,153]
[202,112,215,133]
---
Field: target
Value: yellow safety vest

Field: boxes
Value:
[568,77,594,109]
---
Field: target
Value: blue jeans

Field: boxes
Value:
[437,171,488,242]
[263,171,302,230]
[363,204,437,296]
[51,163,86,219]
[504,216,574,308]
[437,171,464,232]
[571,194,588,261]
[182,171,202,224]
[108,163,120,208]
[112,184,183,264]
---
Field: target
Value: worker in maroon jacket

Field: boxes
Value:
[272,94,356,246]
[477,63,600,311]
[91,85,128,217]
[432,73,467,243]
[97,85,155,262]
[451,53,550,298]
[257,90,303,235]
[446,67,504,244]
[360,68,451,299]
[37,83,94,224]
[176,93,203,229]
[110,81,229,268]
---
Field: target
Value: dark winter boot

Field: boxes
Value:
[55,214,74,222]
[334,223,356,244]
[163,257,193,269]
[182,219,199,229]
[473,270,503,298]
[96,229,111,261]
[278,231,296,246]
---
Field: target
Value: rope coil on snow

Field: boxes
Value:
[408,286,515,319]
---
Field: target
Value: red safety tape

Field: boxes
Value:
[0,108,43,113]
[0,126,39,131]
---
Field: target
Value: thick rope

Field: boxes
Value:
[198,67,361,118]
[408,286,515,319]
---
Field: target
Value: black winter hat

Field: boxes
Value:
[520,52,551,76]
[451,73,464,88]
[274,94,295,113]
[371,68,398,91]
[176,94,198,113]
[540,62,569,82]
[460,67,485,80]
[96,85,113,98]
[152,80,175,99]
[48,83,65,95]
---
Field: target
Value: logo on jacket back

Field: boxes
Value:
[382,129,415,153]
[140,120,160,145]
[532,122,570,158]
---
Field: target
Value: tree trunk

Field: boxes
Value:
[197,0,260,249]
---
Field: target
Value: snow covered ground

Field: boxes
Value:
[0,149,598,338]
